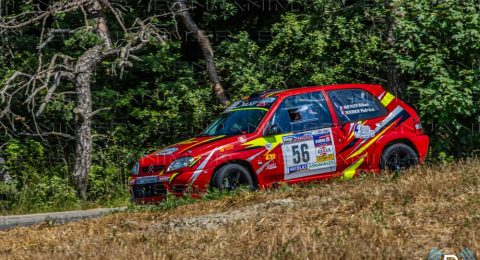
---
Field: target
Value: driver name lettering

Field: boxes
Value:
[340,103,375,115]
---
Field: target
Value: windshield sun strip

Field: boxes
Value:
[227,107,269,113]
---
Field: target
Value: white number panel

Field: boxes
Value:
[281,128,336,180]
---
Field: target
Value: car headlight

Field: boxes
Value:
[167,157,194,172]
[131,162,140,175]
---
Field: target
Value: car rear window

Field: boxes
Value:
[327,89,387,123]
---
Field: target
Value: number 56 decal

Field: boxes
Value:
[282,129,336,180]
[291,143,310,164]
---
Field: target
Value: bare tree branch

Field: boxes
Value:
[38,29,76,50]
[0,0,177,199]
[172,0,229,105]
[103,0,127,34]
[19,131,75,140]
[0,0,92,29]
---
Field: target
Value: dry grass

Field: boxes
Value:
[1,159,479,259]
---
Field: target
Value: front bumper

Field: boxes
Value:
[129,169,211,204]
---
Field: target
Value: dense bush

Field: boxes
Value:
[217,0,480,157]
[1,140,78,212]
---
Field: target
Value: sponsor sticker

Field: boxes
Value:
[225,97,277,112]
[136,176,159,185]
[353,123,375,139]
[220,144,234,152]
[265,142,273,150]
[316,154,334,162]
[266,163,277,170]
[257,97,276,107]
[238,135,247,143]
[265,153,276,160]
[314,133,332,146]
[288,164,308,173]
[282,128,336,180]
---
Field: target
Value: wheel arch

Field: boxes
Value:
[372,135,420,170]
[382,138,419,155]
[209,159,259,188]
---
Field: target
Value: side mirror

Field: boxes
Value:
[265,124,281,136]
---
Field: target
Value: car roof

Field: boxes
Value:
[258,83,384,99]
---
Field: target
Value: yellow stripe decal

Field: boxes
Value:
[180,135,225,153]
[266,91,282,97]
[342,153,367,180]
[347,122,395,160]
[380,92,395,107]
[243,134,288,150]
[189,156,202,167]
[169,172,180,184]
[176,138,197,145]
[347,129,355,141]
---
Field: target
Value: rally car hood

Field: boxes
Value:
[138,135,236,173]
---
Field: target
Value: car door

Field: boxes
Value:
[264,91,337,182]
[325,88,389,177]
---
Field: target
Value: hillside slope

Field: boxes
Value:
[1,160,479,259]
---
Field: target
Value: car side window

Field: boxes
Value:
[327,89,387,123]
[268,91,333,134]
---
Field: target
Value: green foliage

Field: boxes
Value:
[203,0,239,22]
[1,140,79,213]
[64,30,104,50]
[218,0,480,157]
[4,139,45,177]
[0,0,479,214]
[217,2,385,95]
[393,0,480,156]
[88,164,125,202]
[0,181,19,211]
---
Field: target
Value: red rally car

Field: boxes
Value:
[129,84,429,203]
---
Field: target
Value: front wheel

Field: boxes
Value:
[380,143,419,172]
[212,164,256,191]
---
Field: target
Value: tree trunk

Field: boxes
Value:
[175,0,229,105]
[72,1,111,200]
[384,0,401,97]
[72,46,102,200]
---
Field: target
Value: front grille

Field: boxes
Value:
[132,183,167,198]
[172,185,187,194]
[141,165,164,174]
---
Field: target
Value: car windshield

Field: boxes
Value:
[201,95,277,136]
[200,108,267,136]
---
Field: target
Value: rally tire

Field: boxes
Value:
[380,143,419,172]
[212,164,255,191]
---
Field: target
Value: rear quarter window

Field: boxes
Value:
[327,89,387,123]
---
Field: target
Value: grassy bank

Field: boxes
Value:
[0,159,479,259]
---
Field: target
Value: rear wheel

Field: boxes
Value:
[212,164,255,191]
[380,143,419,172]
